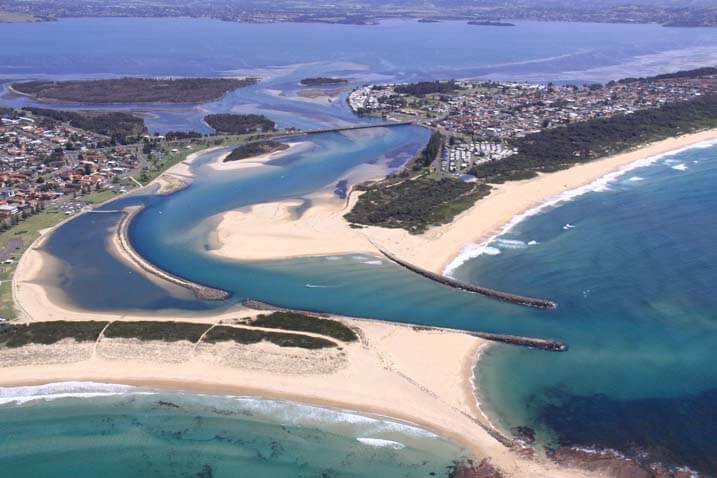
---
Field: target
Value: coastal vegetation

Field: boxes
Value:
[346,176,491,233]
[471,94,717,183]
[134,137,234,185]
[204,113,276,134]
[394,80,461,96]
[11,77,257,103]
[0,318,342,350]
[618,66,717,84]
[412,131,443,170]
[23,107,147,143]
[103,321,209,343]
[345,128,489,233]
[204,326,337,349]
[250,312,358,342]
[299,77,348,86]
[348,91,717,233]
[0,321,108,348]
[224,140,289,162]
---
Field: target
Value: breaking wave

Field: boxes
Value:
[443,139,717,276]
[356,437,407,449]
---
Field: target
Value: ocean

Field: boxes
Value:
[0,383,466,477]
[1,17,717,476]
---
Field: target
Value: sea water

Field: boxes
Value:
[464,143,717,473]
[0,383,466,477]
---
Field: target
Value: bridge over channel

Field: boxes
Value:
[277,121,416,138]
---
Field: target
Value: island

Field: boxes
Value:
[467,20,516,27]
[224,140,290,162]
[9,77,257,104]
[299,77,349,86]
[204,113,277,134]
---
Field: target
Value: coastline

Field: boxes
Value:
[9,131,717,477]
[206,128,717,274]
[368,128,717,275]
[0,317,599,478]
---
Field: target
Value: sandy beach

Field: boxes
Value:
[8,130,717,478]
[207,140,312,172]
[0,310,601,478]
[208,191,376,260]
[209,128,717,273]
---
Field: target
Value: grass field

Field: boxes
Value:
[78,189,123,204]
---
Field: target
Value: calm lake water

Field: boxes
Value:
[1,17,717,476]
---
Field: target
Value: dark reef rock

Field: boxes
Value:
[548,447,701,478]
[449,459,504,478]
[510,426,536,445]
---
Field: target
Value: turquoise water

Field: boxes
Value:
[0,383,467,477]
[466,144,717,473]
[2,17,717,475]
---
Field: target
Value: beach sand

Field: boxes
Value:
[208,141,312,172]
[209,128,717,273]
[0,314,600,478]
[9,130,716,478]
[208,191,376,261]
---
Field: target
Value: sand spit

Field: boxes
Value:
[0,316,602,478]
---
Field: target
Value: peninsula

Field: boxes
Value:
[346,68,717,234]
[10,77,257,103]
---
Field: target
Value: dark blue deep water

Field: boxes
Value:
[2,17,717,476]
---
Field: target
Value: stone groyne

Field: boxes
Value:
[466,331,566,352]
[377,248,557,310]
[116,206,231,301]
[242,300,566,352]
[241,299,331,317]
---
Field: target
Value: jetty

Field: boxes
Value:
[116,206,231,301]
[242,300,567,352]
[377,248,557,310]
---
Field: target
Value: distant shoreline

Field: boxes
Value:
[8,77,258,105]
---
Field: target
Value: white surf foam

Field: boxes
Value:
[527,240,539,246]
[443,139,717,276]
[0,382,140,406]
[356,437,406,449]
[628,176,645,182]
[443,244,501,275]
[362,260,383,265]
[563,223,576,231]
[672,163,688,171]
[494,238,527,249]
[231,397,437,438]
